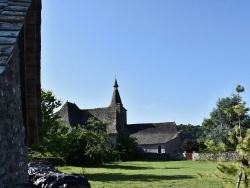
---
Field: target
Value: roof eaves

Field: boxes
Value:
[0,0,31,75]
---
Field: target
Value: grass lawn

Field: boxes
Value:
[58,160,233,188]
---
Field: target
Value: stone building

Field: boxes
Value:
[59,79,128,147]
[59,79,182,153]
[0,0,42,186]
[127,122,182,153]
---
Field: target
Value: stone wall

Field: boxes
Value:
[192,152,242,161]
[0,44,28,186]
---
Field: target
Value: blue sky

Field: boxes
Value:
[41,1,250,125]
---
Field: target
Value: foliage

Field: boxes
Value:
[66,118,117,166]
[203,88,249,130]
[181,139,199,152]
[204,126,235,149]
[39,89,76,157]
[41,89,62,137]
[117,135,138,160]
[177,124,204,140]
[202,118,215,129]
[202,85,250,150]
[236,129,250,156]
[215,128,250,187]
[204,139,227,153]
[29,89,70,158]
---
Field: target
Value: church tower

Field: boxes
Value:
[110,79,123,106]
[109,79,128,132]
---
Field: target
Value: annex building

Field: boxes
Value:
[59,79,182,154]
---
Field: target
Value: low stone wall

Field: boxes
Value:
[192,152,242,161]
[138,152,242,161]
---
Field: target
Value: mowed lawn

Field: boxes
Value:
[58,160,231,188]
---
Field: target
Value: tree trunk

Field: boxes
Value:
[236,170,242,188]
[244,173,248,188]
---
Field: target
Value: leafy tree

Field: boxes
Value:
[66,118,117,166]
[41,89,62,137]
[182,139,199,153]
[177,124,204,140]
[200,85,250,187]
[209,94,240,128]
[202,118,215,129]
[216,128,250,187]
[29,89,77,159]
[204,139,226,153]
[117,135,138,161]
[202,85,250,148]
[204,126,234,148]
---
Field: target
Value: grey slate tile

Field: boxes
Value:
[0,30,19,37]
[0,37,16,44]
[2,11,26,16]
[0,45,14,55]
[9,2,30,7]
[0,15,24,22]
[0,22,23,30]
[4,6,29,12]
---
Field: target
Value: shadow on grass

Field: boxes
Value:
[96,164,154,170]
[84,173,194,182]
[164,167,182,169]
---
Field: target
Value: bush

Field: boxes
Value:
[117,135,138,160]
[182,139,199,153]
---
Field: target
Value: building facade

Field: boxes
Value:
[59,79,128,147]
[59,79,182,152]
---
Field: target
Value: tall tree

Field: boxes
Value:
[235,85,246,137]
[202,85,250,148]
[41,89,62,137]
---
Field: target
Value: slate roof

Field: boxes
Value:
[59,102,120,134]
[126,122,181,145]
[0,0,31,74]
[59,102,84,127]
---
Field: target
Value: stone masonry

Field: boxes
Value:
[0,0,42,186]
[0,44,28,187]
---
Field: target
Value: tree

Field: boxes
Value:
[200,85,250,187]
[177,124,205,140]
[209,95,240,128]
[202,118,215,129]
[217,128,250,187]
[202,85,250,148]
[117,135,138,161]
[235,85,246,138]
[29,89,77,158]
[182,139,199,153]
[41,89,62,137]
[66,118,117,166]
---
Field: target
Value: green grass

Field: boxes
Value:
[58,160,233,188]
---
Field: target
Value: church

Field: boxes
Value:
[59,79,182,154]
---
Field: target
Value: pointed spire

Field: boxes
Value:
[114,79,119,88]
[110,79,122,106]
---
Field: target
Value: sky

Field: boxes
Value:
[41,1,250,126]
